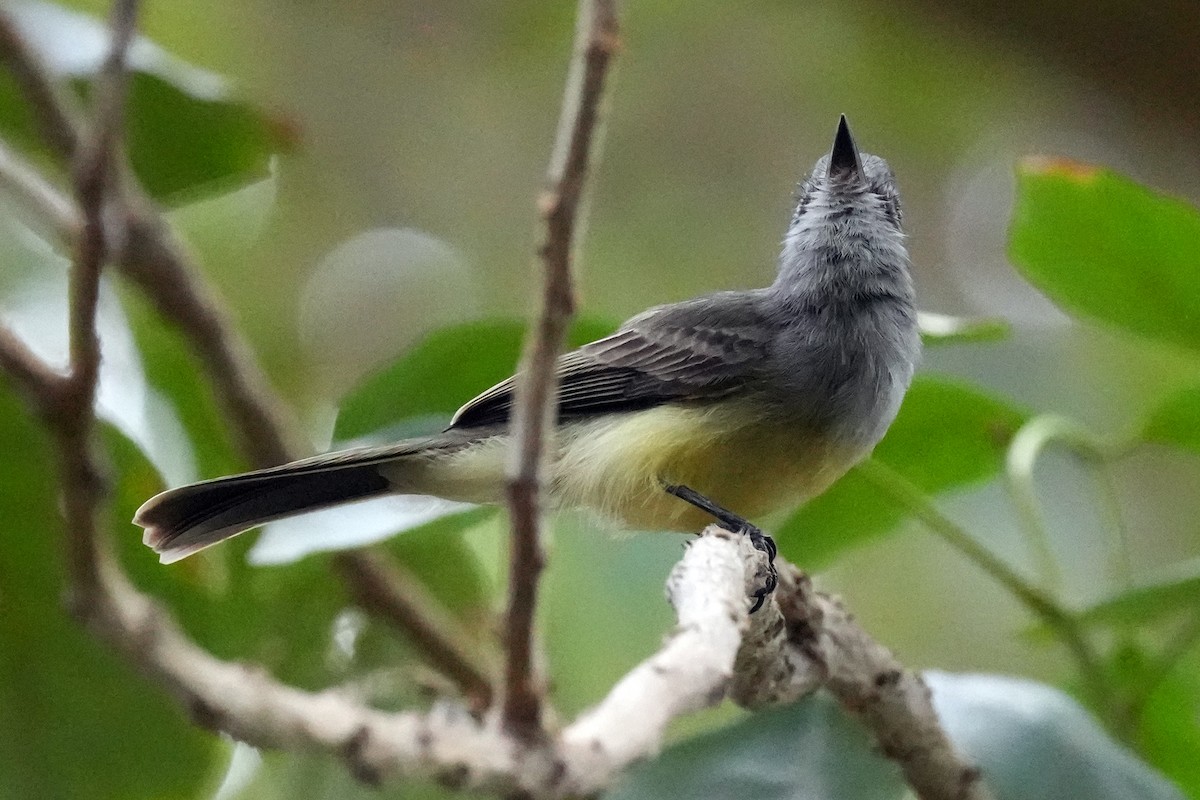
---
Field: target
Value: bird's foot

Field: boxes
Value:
[663,483,778,612]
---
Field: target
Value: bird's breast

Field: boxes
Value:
[549,401,863,532]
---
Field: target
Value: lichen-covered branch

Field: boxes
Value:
[774,566,995,800]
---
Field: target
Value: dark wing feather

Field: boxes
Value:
[449,291,775,429]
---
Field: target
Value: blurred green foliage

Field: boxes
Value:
[0,3,1198,800]
[778,378,1026,566]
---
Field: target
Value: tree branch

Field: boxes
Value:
[0,321,67,414]
[57,0,139,603]
[773,565,995,800]
[502,0,620,741]
[0,134,79,241]
[559,529,822,794]
[332,551,498,712]
[0,9,83,161]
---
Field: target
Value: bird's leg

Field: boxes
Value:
[663,483,778,612]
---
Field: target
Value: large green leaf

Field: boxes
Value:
[927,671,1186,800]
[1137,659,1200,799]
[0,0,288,201]
[121,71,282,201]
[776,377,1026,566]
[0,390,222,800]
[232,749,471,800]
[1009,159,1200,353]
[1144,384,1200,457]
[607,694,904,800]
[1075,558,1200,628]
[333,316,616,441]
[612,673,1185,800]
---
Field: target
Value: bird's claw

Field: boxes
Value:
[663,482,778,613]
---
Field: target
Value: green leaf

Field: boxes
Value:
[607,694,905,800]
[1009,159,1200,353]
[233,749,471,800]
[0,1,288,201]
[1137,659,1200,799]
[1075,558,1200,627]
[1144,384,1200,457]
[776,377,1026,566]
[333,316,617,441]
[927,671,1186,800]
[0,389,223,800]
[918,311,1010,346]
[121,70,283,201]
[615,672,1186,800]
[382,508,496,616]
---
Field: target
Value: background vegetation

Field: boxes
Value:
[1,1,1198,798]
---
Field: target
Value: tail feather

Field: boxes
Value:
[135,432,496,563]
[134,438,445,563]
[136,462,393,563]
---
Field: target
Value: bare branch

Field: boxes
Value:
[75,561,526,795]
[0,135,79,241]
[774,566,996,800]
[68,0,137,395]
[0,322,67,413]
[57,0,140,602]
[502,0,620,741]
[0,1,307,467]
[332,551,498,711]
[0,9,83,161]
[115,205,308,465]
[559,529,810,794]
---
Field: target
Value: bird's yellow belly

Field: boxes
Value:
[550,403,862,532]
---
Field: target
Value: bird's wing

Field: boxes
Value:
[449,291,775,429]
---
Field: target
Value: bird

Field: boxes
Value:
[135,115,919,595]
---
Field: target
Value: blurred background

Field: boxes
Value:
[2,1,1199,798]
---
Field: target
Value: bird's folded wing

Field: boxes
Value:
[449,292,775,429]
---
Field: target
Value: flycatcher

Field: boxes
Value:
[136,116,920,573]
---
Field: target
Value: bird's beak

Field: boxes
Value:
[828,114,865,183]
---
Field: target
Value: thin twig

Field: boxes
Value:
[332,551,498,711]
[502,0,619,741]
[58,0,140,602]
[0,9,83,160]
[0,134,79,241]
[856,459,1109,712]
[0,3,306,468]
[0,322,67,413]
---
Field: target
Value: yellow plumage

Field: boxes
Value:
[405,403,864,532]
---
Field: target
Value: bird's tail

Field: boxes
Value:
[134,437,465,564]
